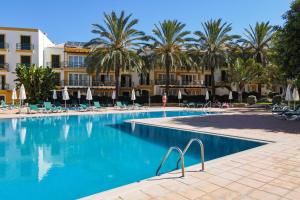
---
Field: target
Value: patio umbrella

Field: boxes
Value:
[77,90,81,104]
[292,87,299,109]
[11,88,17,105]
[178,90,182,106]
[38,147,53,182]
[62,86,70,108]
[112,90,116,105]
[131,89,136,104]
[20,127,27,145]
[205,90,210,102]
[285,84,293,107]
[229,91,233,105]
[19,84,26,107]
[86,87,93,106]
[52,90,57,103]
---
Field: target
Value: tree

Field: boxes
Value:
[229,58,263,102]
[85,11,146,99]
[273,0,300,86]
[193,19,239,99]
[15,64,57,103]
[240,22,275,94]
[149,20,194,95]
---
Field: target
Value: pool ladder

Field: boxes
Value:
[156,138,205,177]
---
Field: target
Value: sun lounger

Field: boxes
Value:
[115,101,127,110]
[28,104,43,114]
[79,104,89,112]
[44,102,63,113]
[92,101,104,111]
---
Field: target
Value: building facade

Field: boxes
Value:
[0,27,282,103]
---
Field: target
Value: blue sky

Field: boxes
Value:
[0,0,293,44]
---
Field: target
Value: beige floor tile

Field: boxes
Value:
[219,172,243,181]
[230,168,252,176]
[237,178,266,188]
[248,190,281,200]
[259,184,290,196]
[209,188,240,200]
[195,182,220,193]
[177,187,205,200]
[119,190,151,200]
[158,193,189,200]
[141,185,170,198]
[159,179,190,192]
[207,176,233,187]
[225,182,254,195]
[284,190,300,200]
[249,173,274,183]
[269,179,298,190]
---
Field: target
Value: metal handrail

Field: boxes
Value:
[177,138,205,171]
[156,146,185,177]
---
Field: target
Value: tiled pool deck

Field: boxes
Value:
[1,107,300,200]
[82,108,300,200]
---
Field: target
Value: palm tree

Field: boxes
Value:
[149,20,194,95]
[240,22,274,95]
[193,19,239,99]
[85,11,146,99]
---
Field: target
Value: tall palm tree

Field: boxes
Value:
[85,11,146,99]
[193,19,239,99]
[240,22,274,95]
[149,20,194,95]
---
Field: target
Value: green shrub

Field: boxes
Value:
[272,95,282,105]
[247,95,257,105]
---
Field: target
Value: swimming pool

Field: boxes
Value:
[0,111,265,199]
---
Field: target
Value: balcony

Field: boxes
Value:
[0,63,9,70]
[155,79,178,85]
[0,42,9,50]
[181,80,202,86]
[92,81,115,87]
[46,62,63,68]
[65,62,85,68]
[16,43,34,51]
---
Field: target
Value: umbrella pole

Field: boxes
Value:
[65,100,67,108]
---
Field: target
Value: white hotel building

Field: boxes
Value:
[0,26,280,103]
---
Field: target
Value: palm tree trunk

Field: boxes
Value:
[115,67,120,99]
[165,57,171,96]
[211,67,216,100]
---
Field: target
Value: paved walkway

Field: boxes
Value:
[83,108,300,200]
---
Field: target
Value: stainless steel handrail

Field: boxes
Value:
[177,138,205,171]
[156,146,185,177]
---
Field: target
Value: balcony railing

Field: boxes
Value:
[16,43,34,50]
[0,42,9,49]
[121,82,134,87]
[181,80,202,86]
[92,81,115,87]
[155,79,178,85]
[46,62,64,68]
[61,80,116,87]
[0,63,9,70]
[65,62,85,68]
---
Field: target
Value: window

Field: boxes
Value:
[221,70,227,82]
[68,55,85,67]
[51,55,60,68]
[0,35,4,48]
[20,36,31,50]
[20,56,31,67]
[205,75,212,87]
[181,74,197,85]
[68,73,89,86]
[53,73,61,86]
[0,55,5,68]
[140,73,150,85]
[0,75,6,90]
[121,75,132,87]
[95,74,113,85]
[157,73,176,84]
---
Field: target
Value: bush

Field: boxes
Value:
[247,95,257,105]
[272,95,282,105]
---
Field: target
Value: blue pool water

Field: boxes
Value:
[0,111,265,199]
